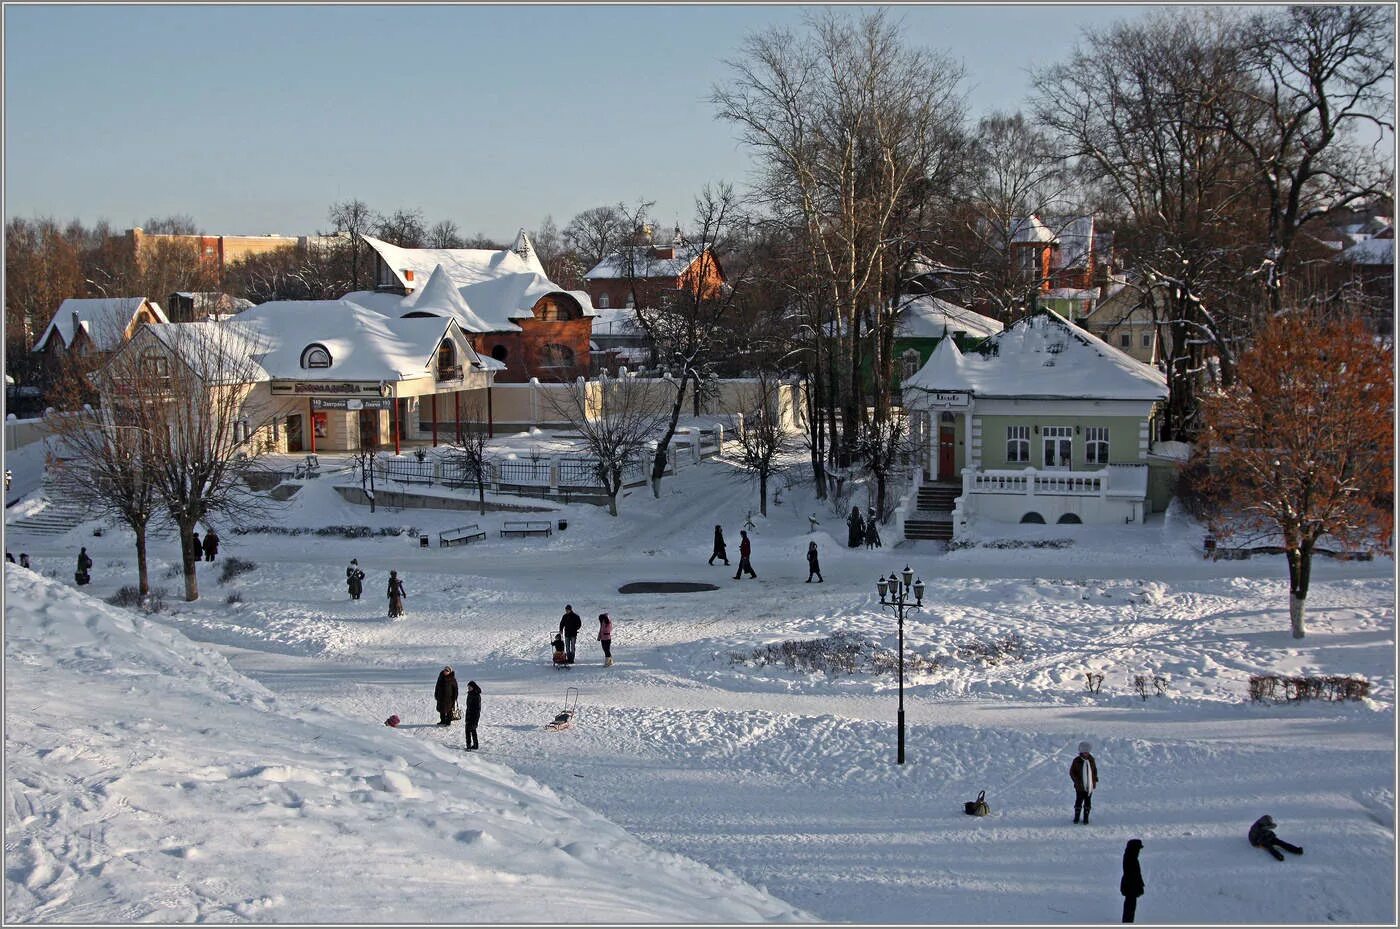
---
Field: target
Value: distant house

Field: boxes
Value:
[31,297,168,364]
[1335,227,1394,334]
[355,230,597,383]
[884,296,1004,390]
[583,230,726,312]
[166,291,256,322]
[589,306,654,369]
[1075,281,1169,366]
[901,309,1171,540]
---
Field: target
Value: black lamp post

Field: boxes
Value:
[877,565,925,765]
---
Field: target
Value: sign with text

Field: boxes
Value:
[271,380,384,398]
[929,391,970,407]
[311,398,392,411]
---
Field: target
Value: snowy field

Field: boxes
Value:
[4,450,1395,924]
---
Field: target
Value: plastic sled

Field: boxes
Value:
[545,687,579,731]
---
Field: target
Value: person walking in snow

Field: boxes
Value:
[1248,814,1303,861]
[5,552,14,564]
[346,559,365,600]
[463,680,482,750]
[387,570,406,618]
[434,666,458,726]
[559,604,582,663]
[597,612,614,666]
[864,509,882,549]
[734,530,757,579]
[201,528,219,562]
[1070,741,1099,824]
[806,540,824,583]
[1120,838,1145,922]
[847,506,865,548]
[76,547,93,585]
[708,525,729,566]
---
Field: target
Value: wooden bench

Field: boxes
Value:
[439,524,487,547]
[500,519,553,538]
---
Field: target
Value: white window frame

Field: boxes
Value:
[1006,425,1030,463]
[1042,425,1072,470]
[1085,426,1109,465]
[301,344,332,369]
[597,292,610,309]
[901,348,922,382]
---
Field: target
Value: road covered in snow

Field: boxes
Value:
[5,454,1395,923]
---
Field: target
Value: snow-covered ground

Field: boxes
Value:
[5,451,1395,923]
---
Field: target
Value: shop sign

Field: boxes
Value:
[270,380,385,398]
[929,391,970,407]
[311,397,392,411]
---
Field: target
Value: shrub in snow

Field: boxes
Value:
[1248,674,1369,703]
[1131,673,1169,700]
[1084,672,1105,694]
[219,557,257,585]
[163,562,182,580]
[231,525,403,538]
[225,591,244,605]
[107,586,143,608]
[730,632,941,676]
[957,632,1025,666]
[946,538,1074,551]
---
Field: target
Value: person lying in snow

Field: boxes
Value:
[1248,815,1303,861]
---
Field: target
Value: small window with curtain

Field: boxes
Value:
[1007,425,1030,463]
[1085,426,1109,464]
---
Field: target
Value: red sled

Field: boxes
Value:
[384,714,401,727]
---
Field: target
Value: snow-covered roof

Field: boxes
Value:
[1010,216,1056,244]
[398,264,501,333]
[903,309,1167,402]
[33,297,168,353]
[895,296,1003,339]
[583,244,706,280]
[1053,216,1095,270]
[509,228,548,276]
[361,235,595,331]
[1338,237,1394,266]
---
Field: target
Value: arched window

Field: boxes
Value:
[1020,511,1046,524]
[901,348,922,381]
[541,343,576,369]
[437,341,458,380]
[597,292,610,309]
[1056,513,1083,524]
[301,343,332,369]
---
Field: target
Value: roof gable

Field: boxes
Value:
[583,244,707,280]
[33,297,168,353]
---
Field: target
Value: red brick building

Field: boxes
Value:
[582,233,726,312]
[357,231,596,383]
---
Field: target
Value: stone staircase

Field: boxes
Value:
[903,480,960,541]
[5,473,93,537]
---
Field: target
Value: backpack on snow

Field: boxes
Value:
[964,790,990,816]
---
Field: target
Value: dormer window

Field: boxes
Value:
[301,344,332,369]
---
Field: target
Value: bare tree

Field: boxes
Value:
[851,407,913,522]
[725,371,798,517]
[326,199,376,291]
[445,397,491,516]
[375,208,427,248]
[714,9,967,464]
[1196,310,1392,638]
[563,205,629,272]
[110,321,281,600]
[427,219,465,249]
[542,375,669,516]
[43,358,162,595]
[141,214,200,235]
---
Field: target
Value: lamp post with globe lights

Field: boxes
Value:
[877,565,924,765]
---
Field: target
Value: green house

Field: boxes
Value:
[865,295,1004,392]
[901,308,1172,539]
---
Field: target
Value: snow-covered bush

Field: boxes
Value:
[1248,674,1369,703]
[225,591,244,605]
[957,632,1025,666]
[219,557,257,585]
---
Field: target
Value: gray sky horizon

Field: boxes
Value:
[7,3,1187,243]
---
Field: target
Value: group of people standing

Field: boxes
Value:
[345,559,407,618]
[556,604,613,666]
[187,529,220,563]
[846,507,882,549]
[433,666,482,749]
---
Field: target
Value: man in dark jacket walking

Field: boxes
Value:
[734,530,757,579]
[1248,814,1303,860]
[1070,741,1099,823]
[346,559,365,600]
[76,547,93,585]
[189,530,202,564]
[434,666,458,726]
[463,680,482,749]
[1120,838,1144,922]
[202,529,219,562]
[708,525,729,565]
[847,506,865,548]
[806,541,823,583]
[559,605,582,663]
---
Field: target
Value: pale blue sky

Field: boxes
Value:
[5,3,1174,241]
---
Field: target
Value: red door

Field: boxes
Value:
[938,426,956,479]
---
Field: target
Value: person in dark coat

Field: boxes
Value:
[19,553,30,569]
[847,506,865,548]
[346,559,365,600]
[597,612,614,666]
[463,680,482,749]
[864,509,882,549]
[76,547,93,585]
[387,570,406,618]
[734,530,757,579]
[1070,741,1099,824]
[559,605,582,663]
[434,666,458,726]
[708,525,729,566]
[189,530,202,563]
[202,529,219,562]
[806,541,823,583]
[1120,838,1144,923]
[1248,814,1303,860]
[5,552,14,564]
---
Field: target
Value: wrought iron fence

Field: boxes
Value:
[492,458,551,486]
[558,456,604,487]
[373,459,436,485]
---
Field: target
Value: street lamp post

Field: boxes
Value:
[877,565,925,765]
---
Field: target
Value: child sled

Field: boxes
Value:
[551,633,570,669]
[544,687,579,731]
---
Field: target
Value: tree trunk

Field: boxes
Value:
[179,522,199,602]
[1286,543,1313,639]
[607,468,622,517]
[478,479,486,517]
[651,376,689,499]
[758,469,769,517]
[805,369,826,500]
[874,469,887,523]
[134,524,150,597]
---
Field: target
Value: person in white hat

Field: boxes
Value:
[1070,741,1099,824]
